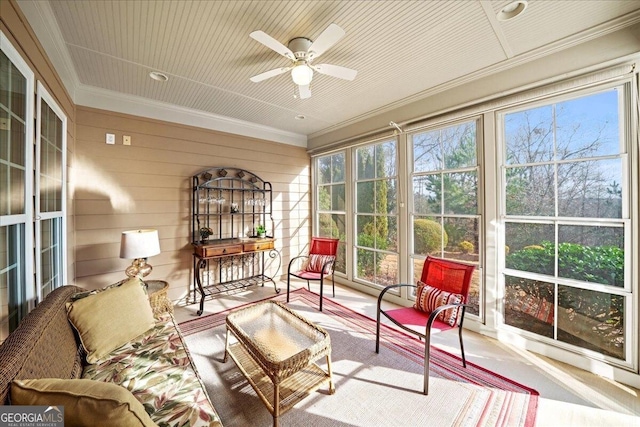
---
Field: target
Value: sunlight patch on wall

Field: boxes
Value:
[70,156,135,211]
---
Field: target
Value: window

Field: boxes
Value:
[410,120,482,315]
[316,152,346,273]
[36,82,67,301]
[500,86,630,362]
[354,139,398,287]
[1,34,35,337]
[0,34,66,339]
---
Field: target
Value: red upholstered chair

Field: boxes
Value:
[375,255,476,395]
[286,237,339,311]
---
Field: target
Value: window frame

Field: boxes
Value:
[495,80,635,368]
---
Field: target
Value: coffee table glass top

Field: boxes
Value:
[226,301,329,365]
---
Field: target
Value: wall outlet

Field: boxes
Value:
[123,135,131,145]
[0,118,10,131]
[106,133,115,144]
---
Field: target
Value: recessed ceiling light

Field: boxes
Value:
[149,71,168,82]
[497,1,528,21]
[295,115,306,120]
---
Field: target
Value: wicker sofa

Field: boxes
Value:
[0,284,223,427]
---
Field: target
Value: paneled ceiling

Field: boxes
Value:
[16,0,640,145]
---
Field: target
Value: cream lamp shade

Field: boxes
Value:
[120,229,161,278]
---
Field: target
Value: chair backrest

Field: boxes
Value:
[419,256,475,300]
[309,237,339,256]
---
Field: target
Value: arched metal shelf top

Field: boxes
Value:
[193,167,272,191]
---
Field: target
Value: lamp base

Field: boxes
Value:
[125,258,153,278]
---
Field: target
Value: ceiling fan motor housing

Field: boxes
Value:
[288,37,313,59]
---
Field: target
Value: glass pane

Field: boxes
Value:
[40,218,62,298]
[558,225,624,287]
[505,222,554,276]
[506,164,555,216]
[443,171,477,215]
[379,179,396,214]
[332,153,344,182]
[318,186,331,210]
[318,213,333,237]
[0,110,8,160]
[1,224,27,333]
[356,248,376,282]
[505,105,554,165]
[356,181,375,213]
[378,253,398,287]
[557,286,623,360]
[558,158,622,219]
[556,90,620,160]
[356,145,375,180]
[386,216,398,252]
[318,156,332,184]
[412,131,441,173]
[331,184,345,211]
[443,217,479,263]
[504,275,555,338]
[10,62,26,120]
[442,122,476,169]
[0,52,9,108]
[413,216,444,256]
[10,166,25,215]
[466,269,481,316]
[376,140,396,177]
[10,116,25,166]
[356,215,375,249]
[413,174,441,214]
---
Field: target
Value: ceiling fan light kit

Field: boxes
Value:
[291,63,313,85]
[249,23,357,99]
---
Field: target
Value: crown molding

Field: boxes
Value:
[75,84,307,147]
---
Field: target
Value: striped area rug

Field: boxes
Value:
[180,288,538,427]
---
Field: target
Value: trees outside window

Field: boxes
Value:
[501,87,629,361]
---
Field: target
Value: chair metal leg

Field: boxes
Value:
[286,274,291,302]
[319,277,324,311]
[375,309,381,354]
[307,280,310,291]
[424,328,432,395]
[458,325,467,368]
[331,272,335,297]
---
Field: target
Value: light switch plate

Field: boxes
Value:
[106,133,115,144]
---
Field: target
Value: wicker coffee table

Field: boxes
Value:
[224,300,334,426]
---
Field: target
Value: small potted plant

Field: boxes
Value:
[199,226,213,243]
[255,224,266,238]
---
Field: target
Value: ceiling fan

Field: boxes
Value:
[249,23,357,99]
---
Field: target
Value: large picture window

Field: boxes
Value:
[500,86,630,362]
[354,140,398,287]
[316,152,346,273]
[410,120,482,315]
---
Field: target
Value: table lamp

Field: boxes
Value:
[120,229,161,278]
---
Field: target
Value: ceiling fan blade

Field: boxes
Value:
[298,84,311,99]
[250,30,295,60]
[250,67,291,83]
[307,23,345,60]
[312,64,357,81]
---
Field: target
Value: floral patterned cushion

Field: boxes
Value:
[82,313,222,427]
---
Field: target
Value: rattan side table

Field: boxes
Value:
[145,280,173,316]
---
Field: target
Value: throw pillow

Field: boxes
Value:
[414,280,464,326]
[66,277,155,364]
[304,254,335,274]
[11,378,156,427]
